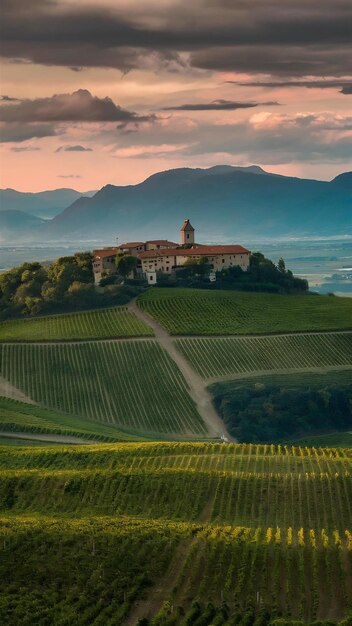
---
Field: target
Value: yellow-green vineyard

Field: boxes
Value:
[1,442,351,625]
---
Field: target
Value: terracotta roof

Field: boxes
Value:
[146,240,177,246]
[93,248,119,258]
[180,219,194,231]
[139,245,250,260]
[119,242,145,248]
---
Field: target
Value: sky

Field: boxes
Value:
[0,0,351,191]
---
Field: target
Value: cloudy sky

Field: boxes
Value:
[0,0,351,191]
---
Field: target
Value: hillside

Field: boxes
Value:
[0,284,351,624]
[0,290,351,442]
[1,442,351,624]
[138,288,352,335]
[0,210,46,243]
[2,166,352,242]
[0,187,97,218]
[0,396,143,442]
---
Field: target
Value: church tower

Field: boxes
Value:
[180,219,195,245]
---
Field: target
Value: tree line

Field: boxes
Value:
[0,253,140,320]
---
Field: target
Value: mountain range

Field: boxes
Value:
[0,188,97,219]
[0,166,351,244]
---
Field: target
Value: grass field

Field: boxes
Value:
[0,306,153,342]
[0,396,145,442]
[176,333,352,379]
[0,341,206,437]
[1,442,351,624]
[285,432,352,448]
[138,288,352,335]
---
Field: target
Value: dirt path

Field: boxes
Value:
[1,329,350,347]
[0,375,36,404]
[0,431,96,444]
[123,537,195,626]
[128,300,233,441]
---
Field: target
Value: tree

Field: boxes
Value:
[115,255,137,279]
[277,258,286,273]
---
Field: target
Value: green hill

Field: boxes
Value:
[0,341,206,437]
[0,306,153,342]
[0,396,146,442]
[1,442,351,625]
[138,289,352,335]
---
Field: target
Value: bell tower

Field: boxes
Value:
[180,219,195,245]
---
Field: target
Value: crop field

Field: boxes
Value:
[1,442,351,624]
[0,306,153,342]
[176,332,352,379]
[138,288,352,335]
[286,433,352,448]
[0,396,143,442]
[0,342,206,437]
[1,442,351,530]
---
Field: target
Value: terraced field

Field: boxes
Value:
[176,332,352,379]
[138,288,352,335]
[0,341,206,437]
[0,396,144,442]
[0,306,153,341]
[1,442,351,624]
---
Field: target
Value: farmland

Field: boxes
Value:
[0,396,144,442]
[138,288,352,335]
[1,442,351,624]
[0,306,153,342]
[286,433,352,448]
[0,341,206,437]
[176,332,352,379]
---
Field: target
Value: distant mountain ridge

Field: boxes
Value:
[2,166,351,243]
[0,188,97,218]
[0,210,45,243]
[47,166,352,241]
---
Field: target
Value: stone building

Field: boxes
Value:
[93,220,250,284]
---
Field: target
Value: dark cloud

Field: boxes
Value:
[162,99,280,111]
[231,80,352,93]
[57,174,82,179]
[190,45,351,77]
[0,122,56,143]
[0,95,22,102]
[55,145,93,152]
[111,111,352,165]
[10,146,40,152]
[0,89,151,123]
[1,0,351,77]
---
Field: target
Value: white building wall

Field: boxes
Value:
[141,253,250,274]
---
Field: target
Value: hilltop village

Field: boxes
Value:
[93,219,251,285]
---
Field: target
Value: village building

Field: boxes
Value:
[180,218,195,245]
[92,219,250,284]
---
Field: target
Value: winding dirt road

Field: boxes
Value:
[128,299,234,441]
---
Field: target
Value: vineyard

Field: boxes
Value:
[0,306,153,342]
[0,341,206,437]
[138,288,352,335]
[0,442,351,624]
[0,396,144,442]
[176,333,352,379]
[286,433,352,448]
